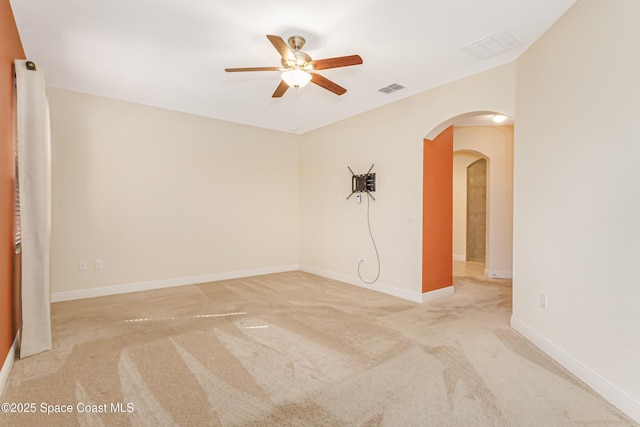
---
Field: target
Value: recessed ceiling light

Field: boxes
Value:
[492,114,507,123]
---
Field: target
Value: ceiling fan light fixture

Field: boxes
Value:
[226,34,363,97]
[281,69,312,89]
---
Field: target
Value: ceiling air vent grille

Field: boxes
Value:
[463,30,522,59]
[378,83,405,94]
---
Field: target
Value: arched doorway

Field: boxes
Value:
[466,158,487,263]
[453,151,488,264]
[422,112,513,298]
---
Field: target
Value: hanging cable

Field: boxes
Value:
[358,193,381,284]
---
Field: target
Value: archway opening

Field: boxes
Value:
[453,151,489,275]
[422,111,513,298]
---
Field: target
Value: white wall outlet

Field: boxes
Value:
[223,249,230,258]
[540,293,547,309]
[94,259,103,270]
[78,260,88,272]
[355,193,362,204]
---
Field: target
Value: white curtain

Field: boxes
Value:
[15,59,52,358]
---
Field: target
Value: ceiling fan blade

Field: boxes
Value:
[272,80,289,98]
[266,34,295,62]
[225,66,280,72]
[310,73,347,96]
[312,55,363,70]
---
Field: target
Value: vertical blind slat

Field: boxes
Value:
[14,71,21,249]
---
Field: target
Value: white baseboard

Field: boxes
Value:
[52,264,452,305]
[511,316,640,424]
[485,269,513,279]
[422,285,454,303]
[0,332,19,397]
[453,254,466,262]
[300,265,423,303]
[51,265,300,302]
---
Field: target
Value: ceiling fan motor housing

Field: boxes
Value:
[282,52,313,70]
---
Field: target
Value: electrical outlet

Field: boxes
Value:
[539,293,547,309]
[223,249,230,258]
[78,260,88,272]
[94,259,103,270]
[355,194,362,204]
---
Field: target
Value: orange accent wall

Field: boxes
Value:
[422,126,453,293]
[0,0,25,363]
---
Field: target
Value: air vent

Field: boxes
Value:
[463,30,522,59]
[378,83,405,94]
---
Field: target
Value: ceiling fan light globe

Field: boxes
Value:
[282,69,312,88]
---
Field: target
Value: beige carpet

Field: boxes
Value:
[2,271,636,426]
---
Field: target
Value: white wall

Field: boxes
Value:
[299,63,516,299]
[452,150,483,261]
[454,126,514,278]
[513,0,640,420]
[49,88,301,296]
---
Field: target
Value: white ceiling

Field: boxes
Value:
[10,0,576,134]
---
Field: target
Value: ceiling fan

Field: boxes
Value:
[225,34,363,98]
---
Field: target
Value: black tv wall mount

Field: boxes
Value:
[347,164,376,201]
